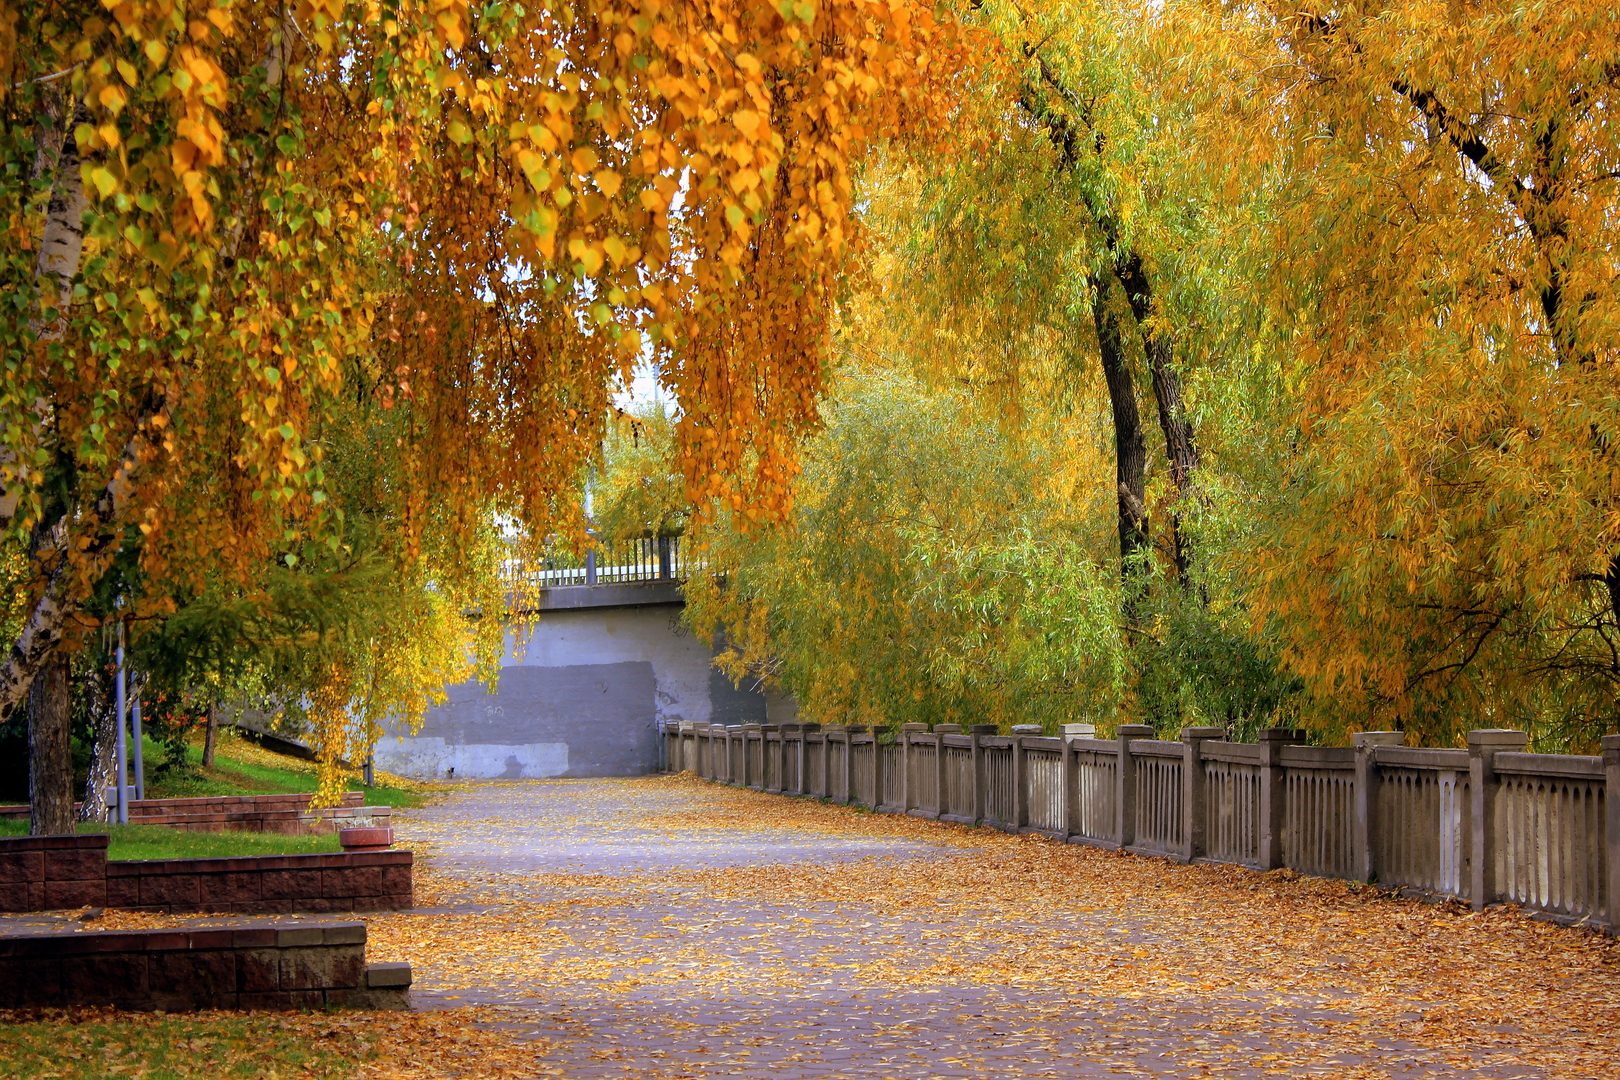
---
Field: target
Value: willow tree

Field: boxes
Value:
[0,0,966,827]
[1197,2,1620,746]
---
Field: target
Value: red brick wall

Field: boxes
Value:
[105,851,412,913]
[0,920,409,1010]
[0,835,411,914]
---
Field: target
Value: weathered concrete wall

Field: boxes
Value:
[376,593,765,780]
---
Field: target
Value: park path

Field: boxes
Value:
[364,776,1620,1079]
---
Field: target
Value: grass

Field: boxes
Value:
[142,729,427,810]
[0,1012,374,1080]
[0,820,342,861]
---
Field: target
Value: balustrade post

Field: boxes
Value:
[1468,728,1527,911]
[1061,725,1094,841]
[1180,727,1223,863]
[900,723,927,812]
[929,724,959,818]
[1011,725,1042,831]
[1258,728,1306,870]
[1352,731,1405,882]
[798,723,820,798]
[969,724,997,825]
[758,725,777,793]
[872,727,894,809]
[726,725,743,785]
[1604,735,1620,933]
[842,726,866,804]
[1115,725,1153,849]
[780,724,802,795]
[743,723,761,789]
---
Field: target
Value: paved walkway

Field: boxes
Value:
[364,777,1620,1079]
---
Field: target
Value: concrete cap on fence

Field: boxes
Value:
[1180,726,1224,743]
[780,724,804,734]
[969,724,999,736]
[1061,724,1096,740]
[1258,727,1307,743]
[1117,724,1155,738]
[1352,731,1406,749]
[759,724,781,734]
[845,724,869,734]
[678,721,696,733]
[900,723,929,732]
[934,724,964,734]
[798,723,823,732]
[1010,725,1043,735]
[727,725,746,732]
[1466,729,1528,750]
[1602,734,1620,756]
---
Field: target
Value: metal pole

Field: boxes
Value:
[114,622,128,825]
[131,689,144,802]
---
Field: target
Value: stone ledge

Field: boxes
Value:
[0,920,404,1011]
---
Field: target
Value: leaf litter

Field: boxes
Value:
[13,773,1619,1078]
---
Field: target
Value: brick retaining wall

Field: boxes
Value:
[0,792,389,836]
[0,920,411,1010]
[0,835,412,914]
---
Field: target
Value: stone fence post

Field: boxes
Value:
[1468,728,1528,911]
[780,724,803,795]
[1351,730,1405,882]
[1011,724,1042,830]
[900,723,927,813]
[871,726,894,810]
[969,724,997,825]
[842,726,865,804]
[932,725,960,818]
[1258,728,1306,869]
[1605,735,1620,931]
[1180,727,1223,863]
[1115,725,1153,849]
[1060,724,1094,841]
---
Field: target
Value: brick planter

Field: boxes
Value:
[0,835,412,914]
[339,826,394,852]
[0,920,411,1010]
[0,792,389,836]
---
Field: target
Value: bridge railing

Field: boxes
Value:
[524,535,703,587]
[663,719,1620,933]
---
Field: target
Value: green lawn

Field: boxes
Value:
[142,731,426,809]
[0,1013,374,1080]
[0,819,342,861]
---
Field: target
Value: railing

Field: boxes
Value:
[667,721,1620,932]
[524,535,702,587]
[1204,743,1262,867]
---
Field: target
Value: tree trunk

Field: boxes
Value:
[77,655,116,823]
[203,698,218,768]
[28,655,74,835]
[1091,274,1150,581]
[1111,256,1201,581]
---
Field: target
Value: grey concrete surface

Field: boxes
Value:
[376,605,766,780]
[386,780,1552,1080]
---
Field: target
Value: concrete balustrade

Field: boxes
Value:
[664,719,1620,932]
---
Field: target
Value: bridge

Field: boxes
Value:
[375,536,786,780]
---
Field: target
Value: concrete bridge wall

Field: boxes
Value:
[375,585,765,780]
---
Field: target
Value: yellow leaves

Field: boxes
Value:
[432,0,469,50]
[732,109,766,139]
[571,146,599,174]
[593,169,621,198]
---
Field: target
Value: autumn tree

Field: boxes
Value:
[1183,2,1620,746]
[0,0,967,824]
